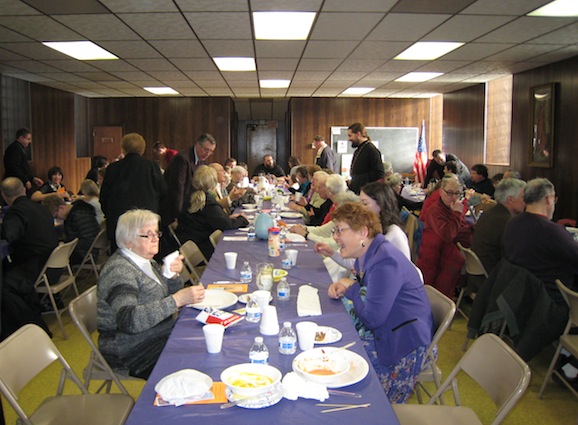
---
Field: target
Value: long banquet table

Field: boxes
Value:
[124,216,400,425]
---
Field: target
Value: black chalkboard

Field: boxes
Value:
[330,126,419,177]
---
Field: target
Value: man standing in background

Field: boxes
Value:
[313,135,338,173]
[3,128,43,193]
[347,122,384,194]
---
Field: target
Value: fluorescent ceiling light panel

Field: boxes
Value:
[528,0,578,16]
[260,79,291,88]
[396,72,443,82]
[394,42,464,60]
[341,87,375,95]
[253,12,316,40]
[214,57,256,71]
[42,41,117,60]
[144,87,179,95]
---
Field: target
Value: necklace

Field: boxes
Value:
[350,141,369,173]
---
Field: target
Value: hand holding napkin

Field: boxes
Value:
[297,285,322,317]
[282,372,329,401]
[155,369,213,406]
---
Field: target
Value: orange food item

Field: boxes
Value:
[307,368,336,376]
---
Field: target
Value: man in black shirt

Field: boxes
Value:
[3,128,43,193]
[251,155,285,178]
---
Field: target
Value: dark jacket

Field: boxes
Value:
[316,146,338,173]
[349,141,384,194]
[251,163,286,178]
[176,192,249,260]
[3,141,32,185]
[65,200,100,265]
[466,177,495,197]
[471,202,511,274]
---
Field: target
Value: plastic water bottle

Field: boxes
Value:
[240,261,252,283]
[279,227,287,251]
[404,176,410,186]
[245,295,261,323]
[281,253,292,270]
[249,336,269,364]
[277,277,290,301]
[247,225,256,241]
[278,322,297,355]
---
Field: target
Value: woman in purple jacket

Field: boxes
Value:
[328,202,433,403]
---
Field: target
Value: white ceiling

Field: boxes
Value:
[1,0,578,118]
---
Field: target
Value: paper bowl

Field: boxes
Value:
[220,363,282,397]
[242,203,257,209]
[272,268,288,282]
[292,347,351,385]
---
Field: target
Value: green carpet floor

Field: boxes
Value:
[2,277,577,424]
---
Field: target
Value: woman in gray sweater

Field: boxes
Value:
[97,209,205,379]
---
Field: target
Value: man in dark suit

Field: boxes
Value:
[1,177,58,339]
[347,122,385,194]
[160,133,216,226]
[3,128,43,193]
[100,133,166,250]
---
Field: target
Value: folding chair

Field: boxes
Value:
[179,240,208,285]
[35,238,80,339]
[73,228,110,280]
[394,334,531,425]
[209,229,223,249]
[69,287,141,395]
[456,242,488,322]
[538,280,578,401]
[167,220,182,247]
[414,285,456,404]
[0,324,134,425]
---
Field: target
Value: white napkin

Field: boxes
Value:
[286,233,306,242]
[297,285,322,317]
[223,236,248,241]
[162,250,180,278]
[282,372,329,401]
[155,369,213,406]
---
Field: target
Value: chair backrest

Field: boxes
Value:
[209,229,223,249]
[168,220,182,247]
[92,227,110,251]
[44,238,79,270]
[0,324,87,408]
[430,333,531,425]
[457,242,488,277]
[69,286,129,394]
[556,280,578,328]
[425,285,456,353]
[180,240,208,268]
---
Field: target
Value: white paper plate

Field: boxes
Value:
[314,326,343,345]
[293,348,369,389]
[279,212,302,219]
[238,227,249,232]
[285,233,306,242]
[225,382,283,409]
[189,290,238,310]
[242,208,258,213]
[238,293,273,304]
[242,204,257,209]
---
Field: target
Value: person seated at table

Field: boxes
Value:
[42,194,100,265]
[385,173,423,211]
[293,165,311,196]
[251,154,285,178]
[327,202,433,403]
[417,175,472,298]
[97,209,205,379]
[289,170,328,224]
[208,163,246,213]
[79,179,105,225]
[30,166,73,202]
[287,156,302,184]
[289,165,321,208]
[445,153,470,184]
[85,155,108,184]
[423,149,446,189]
[443,160,458,177]
[420,173,465,223]
[311,173,347,226]
[176,165,248,260]
[226,165,255,206]
[466,164,495,197]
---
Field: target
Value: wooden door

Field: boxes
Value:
[93,126,123,162]
[247,125,277,175]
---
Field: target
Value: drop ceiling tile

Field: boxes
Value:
[462,0,549,16]
[1,0,43,15]
[367,13,451,41]
[40,59,100,72]
[184,12,252,39]
[223,72,258,82]
[505,62,545,73]
[129,79,165,86]
[203,40,254,56]
[95,41,162,59]
[120,88,157,96]
[40,81,80,91]
[531,22,578,44]
[75,72,119,81]
[0,47,28,61]
[313,88,341,96]
[0,26,32,42]
[319,80,354,88]
[149,40,207,58]
[193,79,229,88]
[118,13,196,40]
[204,88,234,96]
[233,89,261,97]
[178,87,208,95]
[0,42,72,60]
[336,59,385,72]
[37,72,89,82]
[185,71,224,80]
[257,58,299,71]
[303,41,358,58]
[293,70,331,81]
[162,80,199,88]
[102,81,140,89]
[322,0,396,12]
[176,0,248,12]
[290,80,324,87]
[2,71,53,82]
[99,0,178,13]
[52,14,140,41]
[147,70,190,81]
[255,41,306,58]
[126,59,178,71]
[477,17,573,44]
[85,60,140,72]
[261,89,288,97]
[171,58,218,71]
[297,58,343,71]
[424,15,515,42]
[3,60,61,73]
[356,75,401,84]
[347,41,410,60]
[442,43,514,61]
[258,71,294,80]
[73,81,114,89]
[327,71,367,80]
[93,88,131,96]
[484,44,563,62]
[531,45,578,63]
[416,61,471,72]
[286,88,315,96]
[310,13,384,40]
[375,60,426,72]
[390,0,476,14]
[428,73,477,82]
[456,61,513,73]
[109,71,154,80]
[250,0,322,12]
[0,16,82,41]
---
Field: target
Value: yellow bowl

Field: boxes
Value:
[273,268,288,282]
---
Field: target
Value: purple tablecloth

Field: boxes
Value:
[124,225,400,425]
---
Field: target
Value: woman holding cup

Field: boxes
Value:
[327,203,433,403]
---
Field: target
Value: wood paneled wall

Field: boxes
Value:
[289,97,436,167]
[88,97,234,165]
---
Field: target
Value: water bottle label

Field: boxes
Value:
[278,290,288,298]
[240,271,252,280]
[248,232,255,241]
[281,258,292,269]
[249,352,269,364]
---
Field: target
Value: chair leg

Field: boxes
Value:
[538,343,564,398]
[45,289,68,339]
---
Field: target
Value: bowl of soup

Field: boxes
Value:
[292,347,350,385]
[220,363,282,397]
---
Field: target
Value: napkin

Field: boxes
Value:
[297,285,322,317]
[223,236,248,241]
[162,250,179,278]
[154,369,214,406]
[282,372,329,401]
[286,233,306,242]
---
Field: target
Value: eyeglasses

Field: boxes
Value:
[198,143,215,155]
[138,231,163,240]
[332,226,351,236]
[443,189,463,197]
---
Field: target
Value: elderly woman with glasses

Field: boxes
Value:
[98,209,205,379]
[327,202,433,403]
[417,174,472,298]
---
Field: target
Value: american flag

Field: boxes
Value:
[413,120,428,184]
